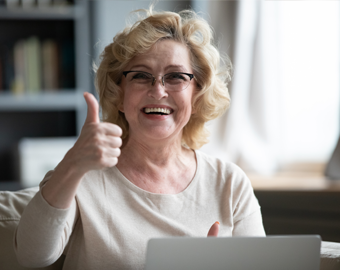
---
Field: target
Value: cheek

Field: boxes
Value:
[122,91,142,117]
[177,96,194,120]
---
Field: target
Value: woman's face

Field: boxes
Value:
[120,39,197,145]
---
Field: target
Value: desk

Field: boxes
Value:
[249,169,340,242]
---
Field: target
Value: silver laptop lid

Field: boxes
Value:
[145,235,321,270]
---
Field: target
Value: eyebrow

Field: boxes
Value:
[129,64,150,71]
[129,64,189,72]
[166,65,187,71]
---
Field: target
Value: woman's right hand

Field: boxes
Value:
[41,92,122,209]
[65,92,122,175]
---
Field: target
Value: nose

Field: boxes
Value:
[148,76,168,100]
[151,75,165,87]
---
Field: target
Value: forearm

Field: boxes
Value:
[14,190,77,268]
[42,151,86,209]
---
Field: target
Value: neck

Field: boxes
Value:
[119,135,189,168]
[116,133,197,194]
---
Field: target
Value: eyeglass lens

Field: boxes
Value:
[125,71,192,91]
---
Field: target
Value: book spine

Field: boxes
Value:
[13,40,25,95]
[53,0,68,7]
[21,0,36,8]
[37,0,51,7]
[25,37,42,94]
[42,39,58,91]
[5,0,20,8]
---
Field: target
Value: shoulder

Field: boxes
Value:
[195,150,254,198]
[195,150,248,182]
[194,150,261,221]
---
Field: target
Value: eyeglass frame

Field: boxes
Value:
[122,70,195,90]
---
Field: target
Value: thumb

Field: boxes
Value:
[207,221,220,237]
[84,92,100,124]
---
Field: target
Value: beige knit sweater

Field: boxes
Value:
[14,150,265,270]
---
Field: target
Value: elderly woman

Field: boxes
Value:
[14,7,265,270]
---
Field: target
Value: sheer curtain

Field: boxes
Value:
[197,0,281,174]
[195,0,339,174]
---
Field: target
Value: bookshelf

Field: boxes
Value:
[0,0,91,183]
[0,91,82,111]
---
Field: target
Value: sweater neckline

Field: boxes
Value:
[111,150,201,197]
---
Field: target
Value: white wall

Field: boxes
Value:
[278,1,340,164]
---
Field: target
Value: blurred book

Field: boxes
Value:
[2,37,74,94]
[42,39,58,90]
[21,0,36,8]
[53,0,68,7]
[25,36,42,93]
[37,0,51,7]
[13,40,25,95]
[5,0,20,8]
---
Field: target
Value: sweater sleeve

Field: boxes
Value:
[233,210,266,236]
[14,171,79,268]
[228,164,266,236]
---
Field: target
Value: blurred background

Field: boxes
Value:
[1,0,340,241]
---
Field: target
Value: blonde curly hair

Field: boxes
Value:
[95,7,231,150]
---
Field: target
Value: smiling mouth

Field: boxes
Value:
[143,107,172,115]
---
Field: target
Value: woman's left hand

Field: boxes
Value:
[207,221,220,237]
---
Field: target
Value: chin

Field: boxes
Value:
[144,128,181,142]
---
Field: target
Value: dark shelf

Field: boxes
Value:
[0,91,83,111]
[0,6,81,20]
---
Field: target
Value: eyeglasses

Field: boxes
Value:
[122,70,195,92]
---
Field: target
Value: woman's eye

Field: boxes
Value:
[167,73,186,80]
[132,73,150,79]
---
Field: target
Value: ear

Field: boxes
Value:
[118,102,124,113]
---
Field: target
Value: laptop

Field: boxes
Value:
[145,235,321,270]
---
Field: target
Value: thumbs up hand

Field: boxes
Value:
[84,91,100,124]
[65,92,123,175]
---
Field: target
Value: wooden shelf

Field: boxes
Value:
[0,6,82,20]
[248,163,340,191]
[0,91,84,111]
[250,175,340,191]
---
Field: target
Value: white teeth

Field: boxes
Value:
[144,108,171,115]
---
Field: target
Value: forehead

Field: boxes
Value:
[126,39,192,72]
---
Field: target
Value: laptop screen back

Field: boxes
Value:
[145,235,321,270]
